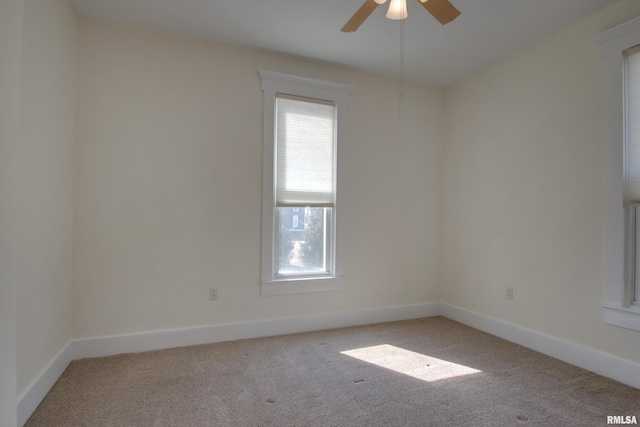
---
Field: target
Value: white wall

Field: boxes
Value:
[17,0,76,396]
[442,0,640,364]
[0,0,23,424]
[73,19,444,339]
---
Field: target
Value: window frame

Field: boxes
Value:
[596,16,640,331]
[258,69,353,296]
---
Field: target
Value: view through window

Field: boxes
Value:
[277,207,328,274]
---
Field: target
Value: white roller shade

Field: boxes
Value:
[627,46,640,205]
[275,95,336,207]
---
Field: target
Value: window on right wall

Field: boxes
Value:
[629,46,640,306]
[596,16,640,331]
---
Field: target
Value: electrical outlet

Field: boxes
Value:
[506,287,513,300]
[209,288,218,301]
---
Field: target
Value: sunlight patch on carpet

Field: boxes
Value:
[341,344,481,383]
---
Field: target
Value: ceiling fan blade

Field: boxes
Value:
[341,0,380,33]
[416,0,460,25]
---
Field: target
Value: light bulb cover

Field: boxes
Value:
[374,0,387,4]
[386,0,408,20]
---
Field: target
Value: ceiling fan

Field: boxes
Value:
[341,0,460,32]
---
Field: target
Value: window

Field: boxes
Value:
[596,16,640,331]
[259,70,353,296]
[629,46,640,306]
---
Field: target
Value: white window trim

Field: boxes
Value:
[258,69,353,296]
[595,16,640,331]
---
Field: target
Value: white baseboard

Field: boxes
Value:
[440,303,640,390]
[17,340,73,427]
[72,302,440,360]
[18,301,640,426]
[18,303,437,425]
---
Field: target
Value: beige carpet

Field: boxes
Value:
[26,317,640,426]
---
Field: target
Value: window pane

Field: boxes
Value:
[277,207,328,275]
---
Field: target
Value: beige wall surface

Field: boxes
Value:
[442,0,640,364]
[17,0,76,395]
[73,19,444,338]
[0,0,23,424]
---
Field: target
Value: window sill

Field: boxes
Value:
[261,276,344,296]
[603,304,640,332]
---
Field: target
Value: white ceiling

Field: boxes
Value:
[69,0,618,87]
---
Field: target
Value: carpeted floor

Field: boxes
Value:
[26,316,640,426]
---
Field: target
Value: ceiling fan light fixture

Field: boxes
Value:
[374,0,387,4]
[386,0,408,20]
